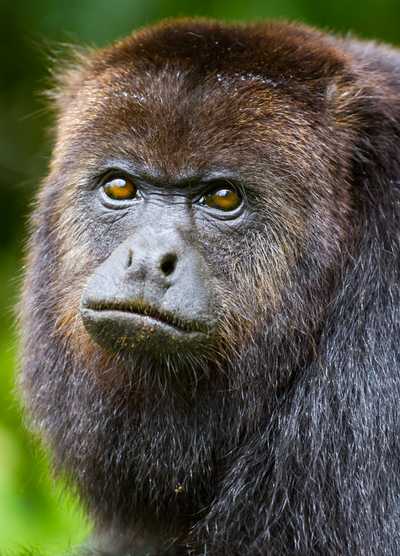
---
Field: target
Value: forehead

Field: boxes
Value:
[57,21,344,177]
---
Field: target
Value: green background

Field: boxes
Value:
[1,0,399,553]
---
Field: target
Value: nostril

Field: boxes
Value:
[126,248,133,268]
[160,253,177,276]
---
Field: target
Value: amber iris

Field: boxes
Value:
[202,188,241,211]
[103,177,137,201]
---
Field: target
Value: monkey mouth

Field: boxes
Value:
[81,299,210,336]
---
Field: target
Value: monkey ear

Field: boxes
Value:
[45,44,94,115]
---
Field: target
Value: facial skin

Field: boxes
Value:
[80,173,244,355]
[20,18,400,556]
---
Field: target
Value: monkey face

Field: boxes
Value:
[80,174,246,354]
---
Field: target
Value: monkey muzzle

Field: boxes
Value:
[80,231,216,353]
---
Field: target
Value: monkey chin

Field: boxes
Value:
[80,304,213,355]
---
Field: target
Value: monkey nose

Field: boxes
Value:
[122,227,182,284]
[124,246,179,284]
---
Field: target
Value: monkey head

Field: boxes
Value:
[32,20,354,383]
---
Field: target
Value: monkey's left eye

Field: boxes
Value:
[102,177,137,201]
[200,187,242,212]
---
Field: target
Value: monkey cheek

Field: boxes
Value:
[80,307,212,354]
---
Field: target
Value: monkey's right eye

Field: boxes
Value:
[102,177,137,201]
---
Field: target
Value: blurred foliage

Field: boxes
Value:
[0,0,399,553]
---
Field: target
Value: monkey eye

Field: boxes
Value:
[200,186,242,212]
[102,176,137,201]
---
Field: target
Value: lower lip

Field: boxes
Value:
[81,308,205,337]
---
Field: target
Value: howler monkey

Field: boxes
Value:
[20,18,400,556]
